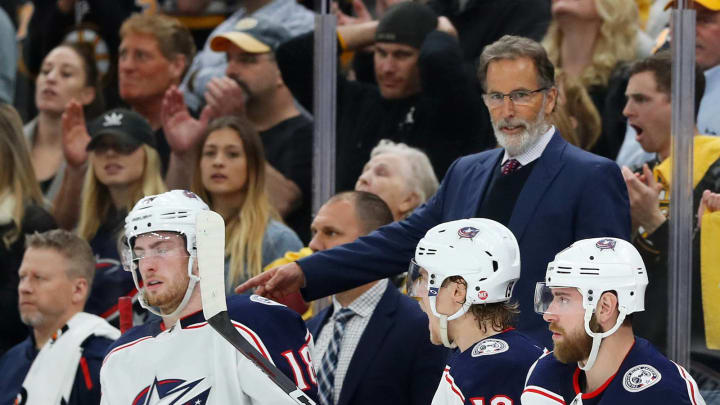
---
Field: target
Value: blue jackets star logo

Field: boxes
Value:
[132,377,211,405]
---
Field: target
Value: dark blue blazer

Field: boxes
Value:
[299,132,631,347]
[307,282,448,405]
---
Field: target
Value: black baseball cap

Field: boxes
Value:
[209,17,291,54]
[86,108,156,151]
[376,2,438,49]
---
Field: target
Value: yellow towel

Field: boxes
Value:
[700,211,720,349]
[264,248,315,320]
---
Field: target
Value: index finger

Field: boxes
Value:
[235,269,276,294]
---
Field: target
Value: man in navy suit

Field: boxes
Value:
[239,35,631,348]
[306,191,447,405]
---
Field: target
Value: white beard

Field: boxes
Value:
[492,103,549,157]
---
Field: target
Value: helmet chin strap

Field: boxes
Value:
[439,315,457,348]
[579,307,627,371]
[432,299,470,349]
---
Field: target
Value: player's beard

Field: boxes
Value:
[492,100,549,157]
[551,316,600,364]
[146,271,191,315]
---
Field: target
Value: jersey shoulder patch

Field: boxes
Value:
[623,364,662,393]
[471,338,509,357]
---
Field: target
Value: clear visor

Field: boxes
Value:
[406,259,431,298]
[120,232,189,273]
[534,282,585,315]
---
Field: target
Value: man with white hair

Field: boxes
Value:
[355,139,439,220]
[240,35,631,348]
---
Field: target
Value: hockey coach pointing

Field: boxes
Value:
[238,35,631,348]
[100,190,318,404]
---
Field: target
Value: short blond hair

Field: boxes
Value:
[26,229,95,291]
[120,13,196,76]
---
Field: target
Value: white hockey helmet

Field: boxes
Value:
[534,237,648,370]
[122,190,210,317]
[407,218,520,347]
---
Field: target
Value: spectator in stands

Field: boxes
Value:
[307,191,447,405]
[240,35,631,349]
[53,13,195,229]
[619,51,720,395]
[551,70,602,151]
[0,7,16,104]
[278,2,490,191]
[75,109,165,324]
[0,104,56,356]
[427,0,550,65]
[179,0,314,112]
[24,0,140,110]
[0,229,119,405]
[163,17,313,242]
[117,13,195,169]
[355,139,438,220]
[616,0,720,169]
[543,0,646,159]
[24,42,102,200]
[692,0,720,136]
[192,116,302,293]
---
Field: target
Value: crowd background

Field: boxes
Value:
[1,0,720,403]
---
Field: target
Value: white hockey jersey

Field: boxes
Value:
[100,295,318,405]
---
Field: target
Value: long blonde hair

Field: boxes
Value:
[0,104,45,247]
[543,0,638,88]
[77,144,166,241]
[551,70,602,150]
[192,116,279,285]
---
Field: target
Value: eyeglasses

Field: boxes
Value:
[482,88,548,108]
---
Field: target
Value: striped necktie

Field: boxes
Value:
[316,308,355,405]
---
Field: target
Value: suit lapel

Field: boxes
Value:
[337,283,398,405]
[508,131,567,241]
[464,148,504,216]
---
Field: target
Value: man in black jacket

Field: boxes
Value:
[277,2,491,190]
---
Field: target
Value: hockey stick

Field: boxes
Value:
[196,210,316,405]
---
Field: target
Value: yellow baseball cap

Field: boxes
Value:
[210,17,290,54]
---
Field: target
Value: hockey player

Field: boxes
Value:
[407,218,543,404]
[100,190,318,404]
[522,237,705,404]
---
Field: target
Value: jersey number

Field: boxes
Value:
[470,396,513,405]
[281,343,316,391]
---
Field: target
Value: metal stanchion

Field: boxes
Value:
[668,0,695,369]
[312,11,337,215]
[312,0,337,311]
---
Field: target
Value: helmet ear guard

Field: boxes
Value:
[410,218,521,348]
[537,237,648,370]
